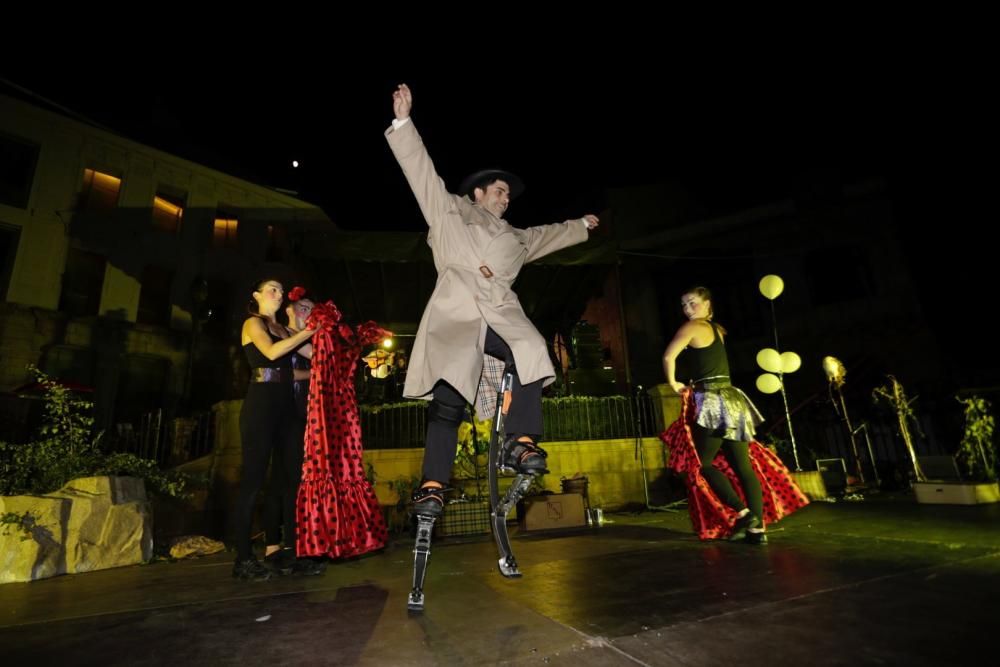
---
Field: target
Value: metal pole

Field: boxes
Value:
[778,374,801,471]
[634,386,684,512]
[837,388,866,485]
[770,300,800,471]
[855,422,880,487]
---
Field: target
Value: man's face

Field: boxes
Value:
[474,179,511,218]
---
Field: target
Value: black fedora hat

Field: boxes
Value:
[458,169,525,199]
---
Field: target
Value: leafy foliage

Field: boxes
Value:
[0,366,193,498]
[955,396,996,481]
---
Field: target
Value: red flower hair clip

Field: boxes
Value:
[288,286,307,302]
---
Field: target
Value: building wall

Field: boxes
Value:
[1,93,326,316]
[0,94,330,426]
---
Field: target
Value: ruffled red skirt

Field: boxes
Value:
[660,392,809,540]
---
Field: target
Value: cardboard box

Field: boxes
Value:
[913,481,1000,505]
[520,493,586,531]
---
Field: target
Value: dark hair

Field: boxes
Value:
[470,175,503,195]
[459,169,525,199]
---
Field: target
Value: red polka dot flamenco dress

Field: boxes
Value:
[296,301,388,558]
[660,392,810,540]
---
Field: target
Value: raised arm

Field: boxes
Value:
[384,84,454,229]
[522,214,598,263]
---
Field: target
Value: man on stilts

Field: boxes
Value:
[384,83,599,611]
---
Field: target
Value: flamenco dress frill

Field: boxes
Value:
[660,392,810,540]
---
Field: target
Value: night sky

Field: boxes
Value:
[2,59,981,373]
[3,64,911,231]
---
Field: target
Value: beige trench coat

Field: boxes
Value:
[385,119,590,418]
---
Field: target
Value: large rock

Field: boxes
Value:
[0,476,153,584]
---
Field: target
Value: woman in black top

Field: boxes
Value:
[232,278,316,579]
[261,291,322,575]
[662,286,767,544]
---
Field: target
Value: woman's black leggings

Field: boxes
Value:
[692,425,764,520]
[262,415,305,548]
[233,383,299,560]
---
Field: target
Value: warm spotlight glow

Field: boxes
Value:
[152,196,184,233]
[213,218,238,246]
[382,338,393,349]
[153,196,182,217]
[85,168,122,191]
[82,168,122,210]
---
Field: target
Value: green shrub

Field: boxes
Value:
[0,366,193,499]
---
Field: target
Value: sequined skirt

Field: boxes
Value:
[693,383,764,442]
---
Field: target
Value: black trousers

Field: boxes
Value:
[233,383,300,560]
[263,412,305,549]
[422,327,543,484]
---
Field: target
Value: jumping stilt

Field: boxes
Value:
[488,372,541,578]
[407,514,437,611]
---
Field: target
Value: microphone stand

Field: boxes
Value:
[634,384,684,512]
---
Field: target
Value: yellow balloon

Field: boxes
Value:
[759,274,785,300]
[780,351,802,373]
[756,373,782,394]
[756,348,782,373]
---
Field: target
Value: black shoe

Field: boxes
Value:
[266,548,327,576]
[745,530,768,546]
[728,513,761,542]
[289,557,326,576]
[232,557,272,581]
[501,437,549,474]
[264,550,294,576]
[410,484,450,519]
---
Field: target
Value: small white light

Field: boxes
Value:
[291,160,299,168]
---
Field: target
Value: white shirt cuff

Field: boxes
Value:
[391,117,411,130]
